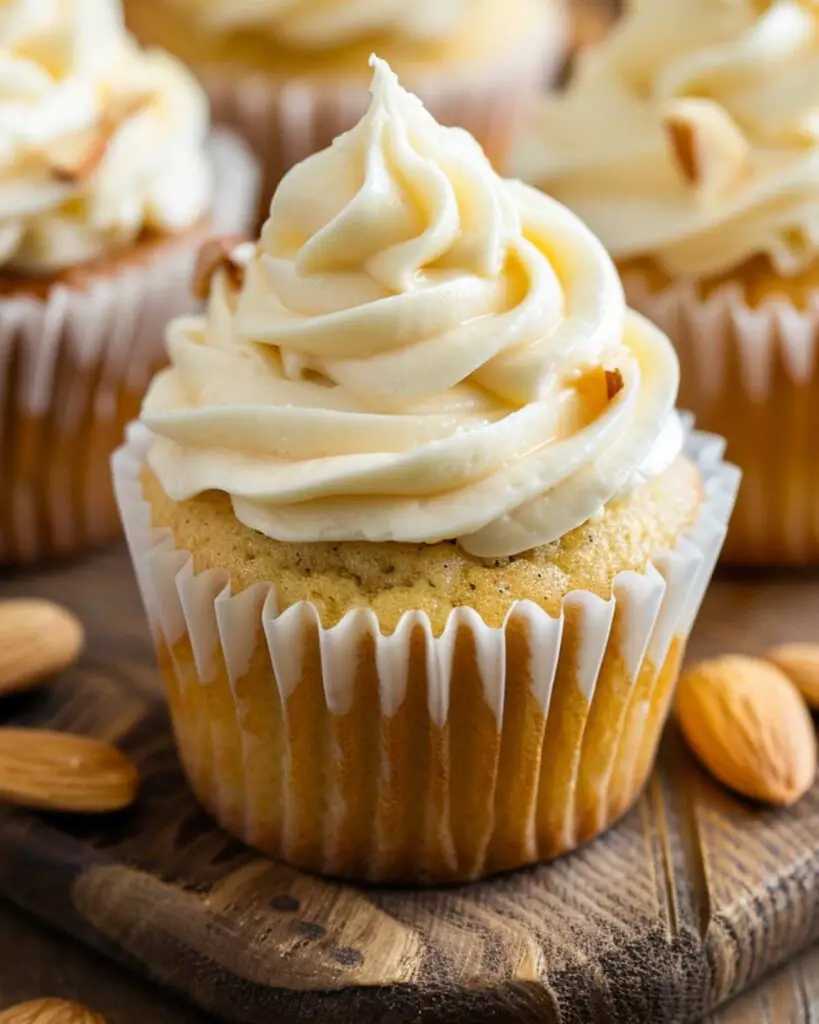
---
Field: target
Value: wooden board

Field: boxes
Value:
[2,887,819,1024]
[0,547,818,1024]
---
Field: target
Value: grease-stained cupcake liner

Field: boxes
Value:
[114,421,737,884]
[625,271,819,565]
[0,132,259,566]
[204,7,568,222]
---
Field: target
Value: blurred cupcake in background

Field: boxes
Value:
[114,58,737,885]
[0,0,258,565]
[564,0,620,77]
[515,0,819,564]
[125,0,568,212]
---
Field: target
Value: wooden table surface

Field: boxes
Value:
[1,550,818,1023]
[1,897,817,1023]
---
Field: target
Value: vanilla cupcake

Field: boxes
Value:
[114,58,737,884]
[0,0,258,564]
[516,0,819,564]
[125,0,567,213]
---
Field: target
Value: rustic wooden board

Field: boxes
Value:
[0,547,818,1024]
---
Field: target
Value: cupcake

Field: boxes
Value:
[114,58,738,884]
[124,0,568,213]
[0,0,258,565]
[565,0,620,75]
[516,0,819,564]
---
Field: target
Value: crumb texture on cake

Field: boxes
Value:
[143,456,702,635]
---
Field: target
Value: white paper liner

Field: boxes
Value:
[113,420,738,879]
[203,3,568,218]
[625,272,819,562]
[0,131,259,564]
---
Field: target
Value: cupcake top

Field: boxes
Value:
[516,0,819,279]
[163,0,466,49]
[0,0,211,274]
[142,57,681,559]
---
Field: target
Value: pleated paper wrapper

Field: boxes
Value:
[625,270,819,565]
[113,422,738,884]
[0,131,259,565]
[204,2,569,225]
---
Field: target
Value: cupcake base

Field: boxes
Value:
[623,258,819,565]
[114,424,737,884]
[0,132,258,566]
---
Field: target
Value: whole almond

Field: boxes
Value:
[0,999,105,1023]
[676,655,817,806]
[765,643,819,709]
[0,600,84,697]
[0,729,139,813]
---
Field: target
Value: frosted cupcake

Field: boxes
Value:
[516,0,819,564]
[0,0,258,565]
[114,58,737,884]
[125,0,567,212]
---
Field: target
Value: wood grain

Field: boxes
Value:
[0,547,818,1023]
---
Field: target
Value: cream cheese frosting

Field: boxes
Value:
[0,0,212,274]
[162,0,466,49]
[143,57,682,558]
[515,0,819,279]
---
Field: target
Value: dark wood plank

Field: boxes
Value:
[0,901,209,1024]
[1,901,816,1024]
[0,548,818,1023]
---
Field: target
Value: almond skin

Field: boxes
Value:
[0,999,105,1023]
[0,600,84,697]
[765,643,819,710]
[0,729,139,814]
[676,655,817,806]
[191,235,248,301]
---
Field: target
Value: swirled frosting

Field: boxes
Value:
[0,0,211,274]
[515,0,819,279]
[162,0,466,49]
[143,58,682,558]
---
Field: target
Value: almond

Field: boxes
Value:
[0,999,105,1023]
[0,600,84,697]
[0,729,139,814]
[676,655,817,806]
[765,644,819,709]
[49,93,153,184]
[663,98,750,198]
[191,235,249,301]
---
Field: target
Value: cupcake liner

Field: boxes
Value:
[624,271,819,564]
[203,6,568,221]
[0,132,259,566]
[114,421,737,884]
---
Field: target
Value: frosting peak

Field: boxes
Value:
[516,0,819,278]
[0,0,212,273]
[143,58,682,558]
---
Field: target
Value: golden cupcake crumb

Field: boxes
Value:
[142,456,702,634]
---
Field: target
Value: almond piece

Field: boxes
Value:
[50,93,153,184]
[191,235,249,301]
[0,729,139,813]
[663,98,750,198]
[0,999,105,1023]
[0,600,84,697]
[676,655,817,806]
[765,643,819,709]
